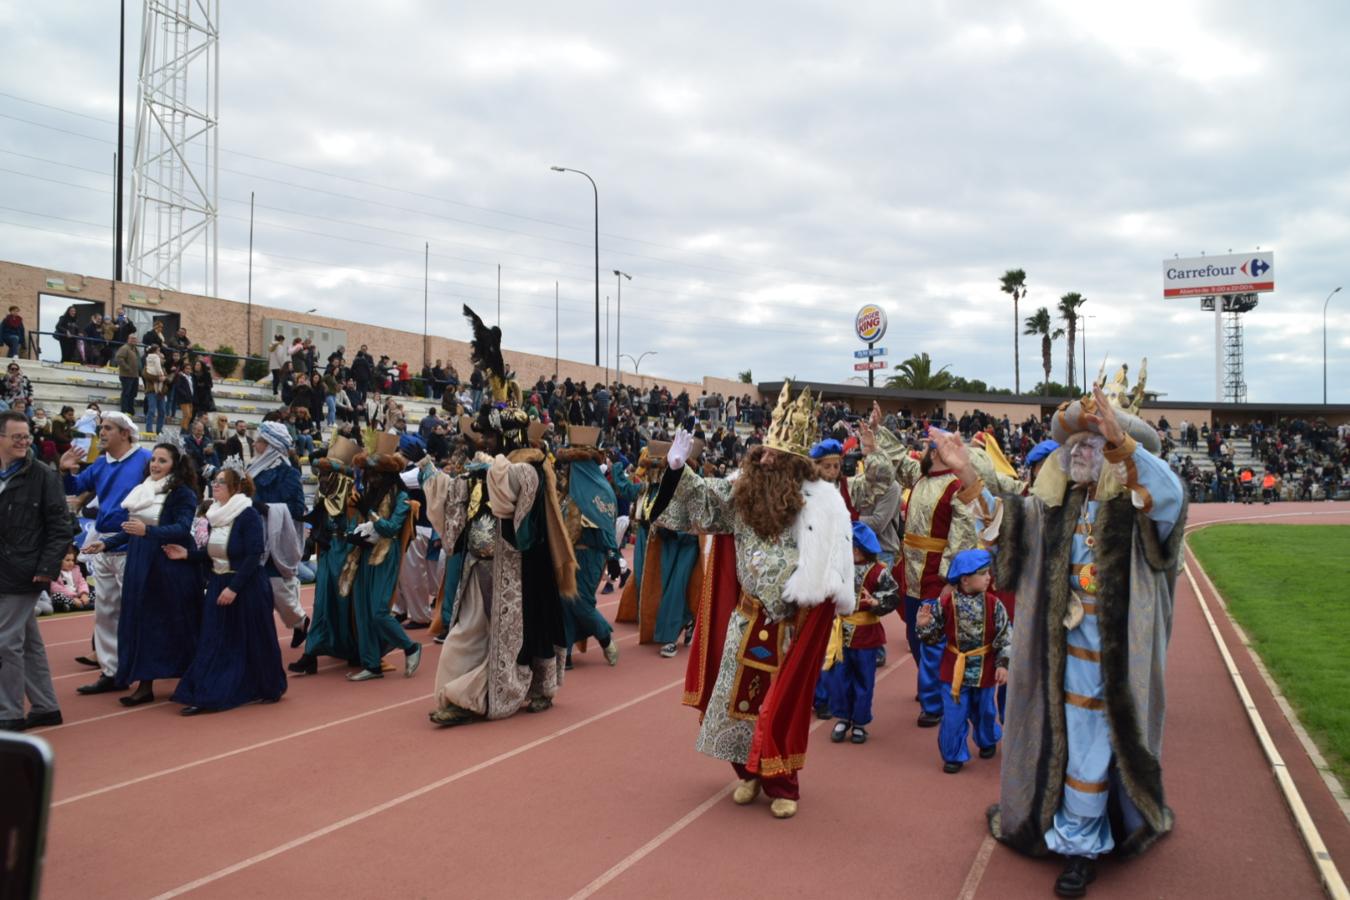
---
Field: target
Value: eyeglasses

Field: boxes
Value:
[0,432,32,442]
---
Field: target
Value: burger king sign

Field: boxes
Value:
[854,304,887,343]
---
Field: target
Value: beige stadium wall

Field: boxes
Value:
[0,258,759,401]
[943,398,1047,422]
[1141,406,1212,429]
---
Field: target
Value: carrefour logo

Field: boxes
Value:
[1242,258,1270,278]
[854,304,887,342]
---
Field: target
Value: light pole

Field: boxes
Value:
[1324,286,1343,404]
[619,351,656,378]
[550,166,600,367]
[613,269,631,386]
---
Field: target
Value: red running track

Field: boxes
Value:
[30,502,1350,899]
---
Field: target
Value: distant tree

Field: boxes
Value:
[738,369,753,384]
[1029,380,1077,398]
[1023,307,1064,397]
[1000,268,1028,394]
[1057,292,1087,391]
[885,352,954,391]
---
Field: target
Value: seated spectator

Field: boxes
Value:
[3,361,32,406]
[2,305,26,357]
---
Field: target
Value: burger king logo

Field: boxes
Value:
[854,304,887,343]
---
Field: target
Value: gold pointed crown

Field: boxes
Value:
[764,380,819,458]
[1093,357,1148,416]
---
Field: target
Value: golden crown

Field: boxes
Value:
[764,381,819,458]
[1094,358,1148,415]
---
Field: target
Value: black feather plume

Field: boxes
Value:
[462,304,505,382]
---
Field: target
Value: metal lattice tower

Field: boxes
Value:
[1202,293,1258,403]
[126,0,219,295]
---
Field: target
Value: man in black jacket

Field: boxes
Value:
[0,411,71,730]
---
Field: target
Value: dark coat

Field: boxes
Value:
[0,453,75,592]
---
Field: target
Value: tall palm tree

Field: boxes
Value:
[1023,307,1064,396]
[885,352,954,391]
[1057,292,1086,391]
[1000,269,1027,394]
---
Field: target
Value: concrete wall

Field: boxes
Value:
[944,398,1047,423]
[1142,405,1212,429]
[0,258,752,400]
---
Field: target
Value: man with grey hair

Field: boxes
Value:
[60,411,151,695]
[0,411,70,729]
[930,382,1185,899]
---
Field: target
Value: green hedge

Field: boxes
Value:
[212,345,239,378]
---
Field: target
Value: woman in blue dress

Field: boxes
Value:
[167,467,287,715]
[109,443,205,706]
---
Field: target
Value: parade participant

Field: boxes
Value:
[875,423,985,727]
[107,443,204,706]
[393,435,440,629]
[343,433,422,682]
[422,307,575,725]
[289,436,361,674]
[811,425,895,712]
[615,442,703,658]
[1025,439,1059,482]
[931,373,1185,898]
[915,548,1009,773]
[556,425,622,668]
[167,465,287,715]
[60,411,150,695]
[247,421,310,649]
[653,382,854,819]
[824,521,901,745]
[599,448,640,595]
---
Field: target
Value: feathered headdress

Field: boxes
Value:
[462,304,522,406]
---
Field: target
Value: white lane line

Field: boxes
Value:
[956,834,997,900]
[38,612,94,626]
[568,657,911,900]
[37,629,451,732]
[1182,556,1350,900]
[149,677,686,899]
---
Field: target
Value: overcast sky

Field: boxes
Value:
[2,1,1348,403]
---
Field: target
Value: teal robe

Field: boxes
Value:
[347,493,415,671]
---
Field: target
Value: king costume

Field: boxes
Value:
[652,382,854,819]
[422,307,577,725]
[956,365,1186,898]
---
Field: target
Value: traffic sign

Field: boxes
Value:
[853,347,888,359]
[853,361,887,371]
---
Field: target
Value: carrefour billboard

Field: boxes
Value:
[1163,251,1274,298]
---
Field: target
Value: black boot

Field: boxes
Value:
[1054,857,1097,898]
[288,653,318,675]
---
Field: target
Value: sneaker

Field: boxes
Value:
[603,640,619,666]
[660,642,678,658]
[404,644,422,678]
[347,668,383,682]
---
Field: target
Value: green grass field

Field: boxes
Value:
[1188,524,1350,789]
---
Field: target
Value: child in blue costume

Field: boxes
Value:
[825,521,901,744]
[916,548,1010,773]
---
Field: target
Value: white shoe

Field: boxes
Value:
[603,640,619,666]
[347,669,383,682]
[770,798,798,819]
[660,642,677,658]
[404,645,422,678]
[732,778,760,805]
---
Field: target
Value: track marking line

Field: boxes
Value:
[149,677,686,899]
[568,657,911,900]
[38,611,94,626]
[956,834,997,900]
[1182,555,1350,900]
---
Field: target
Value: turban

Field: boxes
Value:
[257,421,293,452]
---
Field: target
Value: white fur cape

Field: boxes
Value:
[781,479,856,616]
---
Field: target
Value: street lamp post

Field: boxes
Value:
[550,166,600,367]
[1324,286,1343,404]
[613,269,631,386]
[619,351,656,384]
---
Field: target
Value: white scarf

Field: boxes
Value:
[205,492,252,528]
[121,474,171,514]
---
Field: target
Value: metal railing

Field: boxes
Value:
[22,329,268,379]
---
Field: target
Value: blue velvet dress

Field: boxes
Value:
[172,506,288,710]
[111,484,205,685]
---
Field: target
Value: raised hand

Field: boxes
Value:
[916,603,935,628]
[59,447,84,472]
[668,429,693,471]
[1085,384,1128,447]
[162,544,188,560]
